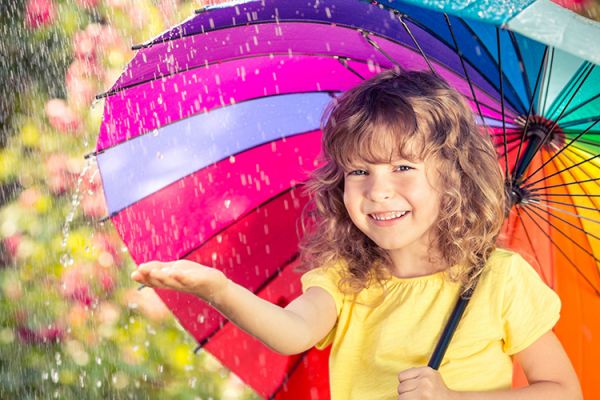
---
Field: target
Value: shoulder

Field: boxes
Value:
[300,259,347,293]
[483,247,532,278]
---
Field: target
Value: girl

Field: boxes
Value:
[131,70,582,399]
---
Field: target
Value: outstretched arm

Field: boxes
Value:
[131,260,337,355]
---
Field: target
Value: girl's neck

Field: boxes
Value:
[388,248,448,279]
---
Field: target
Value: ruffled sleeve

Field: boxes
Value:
[502,253,562,355]
[301,264,345,349]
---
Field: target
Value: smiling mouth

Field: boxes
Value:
[369,211,410,221]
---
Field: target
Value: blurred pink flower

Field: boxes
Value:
[25,0,55,30]
[18,187,41,209]
[73,30,96,61]
[97,267,117,293]
[80,168,108,218]
[61,264,96,306]
[67,75,96,109]
[81,189,107,219]
[124,287,171,323]
[45,153,77,194]
[105,0,127,8]
[17,325,64,345]
[67,59,102,83]
[92,233,122,266]
[75,0,100,8]
[2,234,22,259]
[44,99,81,134]
[98,25,125,51]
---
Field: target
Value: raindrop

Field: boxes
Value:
[151,129,159,137]
[224,199,231,208]
[156,151,164,160]
[60,253,74,267]
[51,369,59,383]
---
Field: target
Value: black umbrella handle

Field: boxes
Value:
[427,293,472,370]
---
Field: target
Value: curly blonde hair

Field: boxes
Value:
[298,70,508,296]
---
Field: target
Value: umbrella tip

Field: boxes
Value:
[137,284,147,291]
[83,151,97,160]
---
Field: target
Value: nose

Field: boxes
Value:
[365,174,393,202]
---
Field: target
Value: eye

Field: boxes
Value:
[394,165,413,172]
[347,169,367,176]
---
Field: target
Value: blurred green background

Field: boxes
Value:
[1,0,598,399]
[0,0,259,398]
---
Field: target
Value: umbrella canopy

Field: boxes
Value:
[95,0,600,398]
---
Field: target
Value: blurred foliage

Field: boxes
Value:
[0,0,258,398]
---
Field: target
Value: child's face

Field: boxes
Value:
[342,155,442,260]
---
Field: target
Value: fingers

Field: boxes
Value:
[397,367,449,400]
[131,261,179,288]
[397,367,422,383]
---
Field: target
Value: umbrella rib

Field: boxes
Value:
[547,146,600,186]
[523,204,600,267]
[519,205,600,295]
[565,137,600,148]
[534,197,600,213]
[514,206,552,284]
[548,64,595,132]
[508,31,533,108]
[557,93,600,122]
[528,176,600,193]
[520,116,600,188]
[193,252,300,352]
[97,50,373,99]
[396,13,437,75]
[511,47,549,183]
[540,47,555,114]
[532,145,600,191]
[527,201,600,234]
[550,63,594,122]
[360,31,404,71]
[443,13,487,132]
[336,57,366,80]
[560,116,600,128]
[496,27,509,179]
[454,17,527,113]
[496,133,527,160]
[518,61,595,183]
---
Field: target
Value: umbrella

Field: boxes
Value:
[94,0,600,398]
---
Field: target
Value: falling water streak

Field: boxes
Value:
[60,156,95,267]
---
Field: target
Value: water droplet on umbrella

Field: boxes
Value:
[224,199,231,208]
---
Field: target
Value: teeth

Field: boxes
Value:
[370,211,408,221]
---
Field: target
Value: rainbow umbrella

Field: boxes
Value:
[94,0,600,398]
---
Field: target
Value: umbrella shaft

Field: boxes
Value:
[513,129,545,183]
